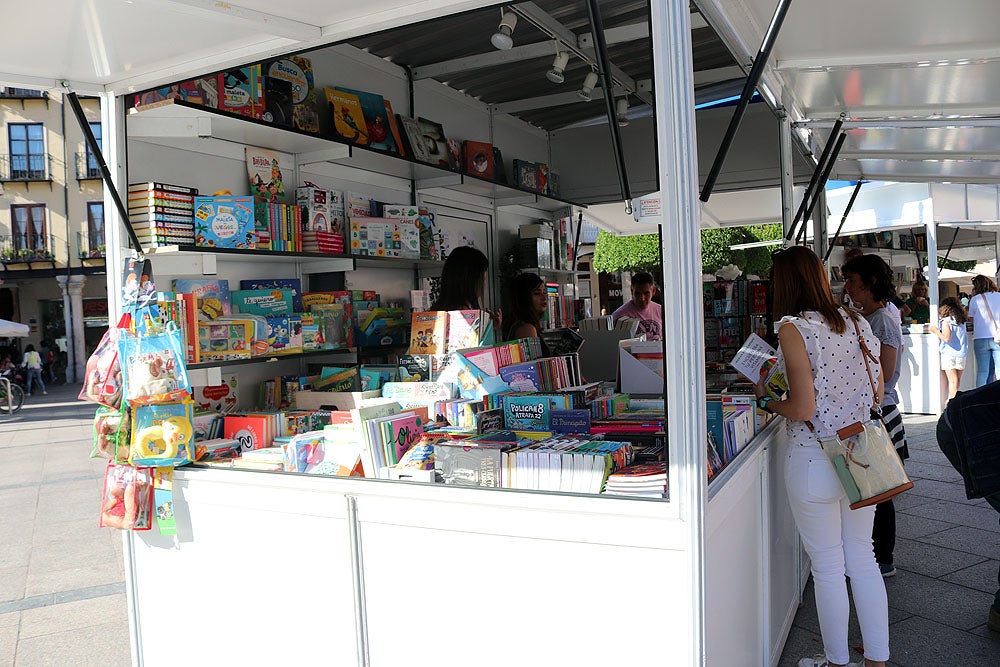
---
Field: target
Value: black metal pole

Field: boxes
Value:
[65,92,142,254]
[796,131,847,244]
[584,0,631,204]
[942,226,959,263]
[823,180,864,262]
[700,0,793,202]
[786,117,844,242]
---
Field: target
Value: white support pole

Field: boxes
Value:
[650,0,705,664]
[926,217,942,411]
[101,92,127,321]
[778,109,794,241]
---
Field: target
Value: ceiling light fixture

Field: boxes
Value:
[546,51,570,84]
[616,97,630,126]
[491,11,518,50]
[577,70,599,101]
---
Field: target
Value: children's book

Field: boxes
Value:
[409,311,448,354]
[219,65,265,119]
[382,99,406,157]
[503,394,573,431]
[334,87,397,154]
[513,159,541,192]
[198,320,256,360]
[728,333,787,399]
[246,146,290,203]
[462,140,495,180]
[240,278,303,312]
[382,412,424,465]
[263,56,319,133]
[224,414,273,452]
[397,114,431,163]
[446,310,487,352]
[173,279,231,321]
[193,196,255,249]
[192,373,239,413]
[230,289,295,317]
[326,88,369,145]
[417,117,455,169]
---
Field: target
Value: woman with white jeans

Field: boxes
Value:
[967,275,1000,387]
[756,247,889,667]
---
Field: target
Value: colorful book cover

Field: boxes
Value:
[246,146,290,203]
[230,289,295,317]
[499,361,543,392]
[335,87,396,153]
[311,303,353,348]
[193,196,255,249]
[218,65,265,119]
[192,373,239,413]
[386,413,424,465]
[263,56,319,133]
[462,140,495,180]
[172,278,231,321]
[198,320,255,360]
[326,88,369,145]
[549,409,591,434]
[514,159,541,192]
[383,100,406,157]
[240,278,303,312]
[409,311,448,354]
[224,414,272,452]
[130,400,196,467]
[502,394,572,431]
[446,310,485,352]
[438,352,510,400]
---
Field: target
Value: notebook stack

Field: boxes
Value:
[127,182,197,247]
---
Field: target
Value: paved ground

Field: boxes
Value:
[0,383,129,666]
[1,388,998,665]
[779,414,1000,667]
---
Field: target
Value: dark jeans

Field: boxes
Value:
[937,414,1000,611]
[873,498,896,566]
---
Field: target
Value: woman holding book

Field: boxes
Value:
[431,246,500,337]
[755,246,889,667]
[502,272,547,341]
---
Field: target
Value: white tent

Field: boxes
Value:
[0,319,29,337]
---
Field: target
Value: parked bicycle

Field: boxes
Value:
[0,376,24,414]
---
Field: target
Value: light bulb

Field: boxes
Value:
[546,52,570,84]
[491,12,517,50]
[577,71,599,101]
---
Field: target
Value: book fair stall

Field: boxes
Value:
[8,0,998,666]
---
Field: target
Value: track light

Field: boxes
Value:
[491,11,518,50]
[616,97,630,126]
[546,51,570,84]
[577,70,599,101]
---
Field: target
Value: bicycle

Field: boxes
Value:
[0,376,25,414]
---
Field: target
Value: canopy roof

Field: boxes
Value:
[0,319,29,337]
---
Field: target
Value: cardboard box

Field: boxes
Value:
[293,390,380,411]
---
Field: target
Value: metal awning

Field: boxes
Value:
[697,0,1000,185]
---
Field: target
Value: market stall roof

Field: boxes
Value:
[0,319,29,337]
[698,0,1000,185]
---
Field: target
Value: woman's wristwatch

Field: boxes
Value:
[757,396,776,414]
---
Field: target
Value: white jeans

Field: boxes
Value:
[785,444,890,664]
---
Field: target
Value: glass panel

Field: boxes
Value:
[87,123,102,173]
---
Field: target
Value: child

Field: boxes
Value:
[929,296,969,402]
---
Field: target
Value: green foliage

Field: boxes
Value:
[592,232,661,273]
[937,256,977,273]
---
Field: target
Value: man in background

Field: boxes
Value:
[611,271,663,340]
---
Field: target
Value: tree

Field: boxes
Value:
[592,232,660,273]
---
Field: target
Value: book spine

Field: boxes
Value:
[127,205,196,216]
[128,182,198,195]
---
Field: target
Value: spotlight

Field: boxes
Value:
[616,97,630,126]
[546,51,570,84]
[577,70,599,101]
[491,11,518,50]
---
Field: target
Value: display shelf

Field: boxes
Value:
[352,255,444,271]
[536,267,578,278]
[128,99,586,210]
[144,244,352,261]
[188,347,357,370]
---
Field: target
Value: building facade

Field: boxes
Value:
[0,88,109,381]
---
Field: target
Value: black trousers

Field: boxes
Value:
[872,405,908,566]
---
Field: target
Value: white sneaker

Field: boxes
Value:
[798,657,862,667]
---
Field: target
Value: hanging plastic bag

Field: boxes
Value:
[79,314,130,409]
[92,405,132,462]
[99,463,153,531]
[118,323,191,406]
[130,400,196,467]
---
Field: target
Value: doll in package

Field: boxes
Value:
[92,405,131,462]
[100,464,153,531]
[130,400,196,467]
[118,324,191,406]
[79,315,129,409]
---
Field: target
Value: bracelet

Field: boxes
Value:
[757,396,776,414]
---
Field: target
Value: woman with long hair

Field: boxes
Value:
[967,274,1000,387]
[842,253,907,580]
[928,296,969,402]
[502,272,547,341]
[431,246,490,311]
[758,246,888,667]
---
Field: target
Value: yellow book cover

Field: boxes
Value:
[326,88,369,145]
[409,311,448,354]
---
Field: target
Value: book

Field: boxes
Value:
[192,374,239,413]
[447,138,462,171]
[409,311,448,354]
[446,310,488,352]
[128,182,198,196]
[230,289,295,317]
[224,414,273,452]
[462,140,495,180]
[326,88,369,145]
[382,99,406,157]
[219,66,265,119]
[417,117,455,169]
[193,195,255,249]
[728,333,787,399]
[198,320,256,360]
[239,278,303,312]
[173,279,231,321]
[513,159,540,192]
[503,393,573,431]
[262,55,319,133]
[397,114,431,162]
[246,146,290,204]
[334,87,397,153]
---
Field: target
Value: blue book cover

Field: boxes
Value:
[230,289,295,316]
[334,87,397,154]
[265,316,292,354]
[172,278,231,321]
[193,196,256,249]
[706,400,725,460]
[240,278,303,312]
[439,352,509,400]
[499,361,542,391]
[549,409,591,434]
[502,394,572,432]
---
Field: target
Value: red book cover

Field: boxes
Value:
[462,140,495,180]
[178,292,199,363]
[224,415,271,452]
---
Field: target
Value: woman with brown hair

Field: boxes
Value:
[928,296,969,401]
[968,274,1000,387]
[757,246,888,667]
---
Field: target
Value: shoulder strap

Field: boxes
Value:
[982,294,1000,332]
[846,309,881,410]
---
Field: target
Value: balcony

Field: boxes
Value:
[77,230,105,260]
[0,154,52,183]
[0,233,56,267]
[0,87,47,99]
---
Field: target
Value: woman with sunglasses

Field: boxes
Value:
[756,246,889,667]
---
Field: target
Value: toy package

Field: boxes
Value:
[79,314,129,409]
[130,401,196,467]
[119,325,191,406]
[92,405,132,462]
[100,464,154,531]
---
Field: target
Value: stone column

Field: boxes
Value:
[68,275,86,384]
[55,275,75,382]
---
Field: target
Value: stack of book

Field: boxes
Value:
[127,182,197,247]
[302,230,344,254]
[603,462,668,498]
